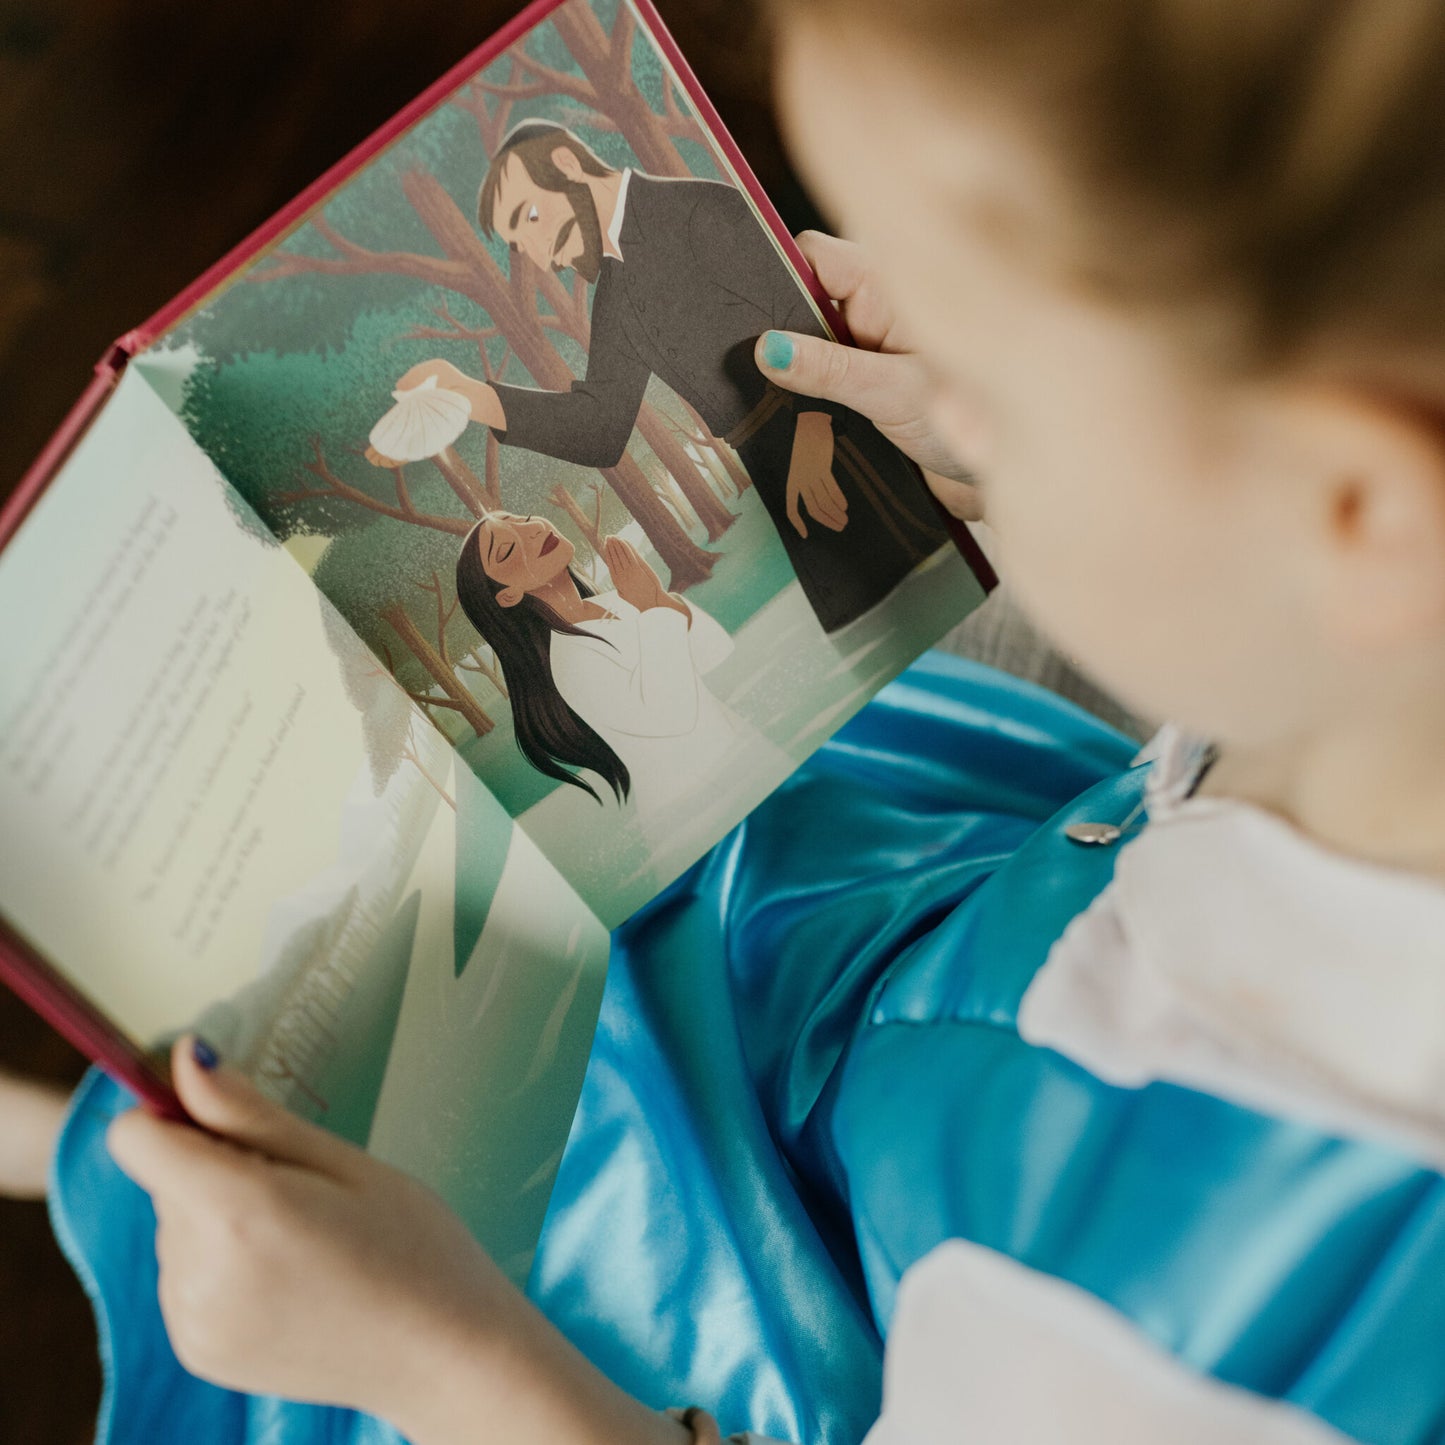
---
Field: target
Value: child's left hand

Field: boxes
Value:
[106,1038,513,1429]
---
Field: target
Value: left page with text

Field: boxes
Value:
[0,370,609,1281]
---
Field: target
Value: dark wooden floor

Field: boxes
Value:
[0,2,794,1440]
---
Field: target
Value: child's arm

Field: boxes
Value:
[107,1039,693,1445]
[0,1070,68,1199]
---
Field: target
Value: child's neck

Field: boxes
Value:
[1201,701,1445,880]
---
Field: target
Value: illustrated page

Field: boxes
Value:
[133,0,987,927]
[0,370,609,1280]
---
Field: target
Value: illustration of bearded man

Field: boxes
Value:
[377,122,948,634]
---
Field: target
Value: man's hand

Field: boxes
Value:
[602,536,688,621]
[394,359,507,431]
[396,358,467,394]
[756,231,982,522]
[784,411,849,538]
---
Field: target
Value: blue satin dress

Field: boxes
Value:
[49,654,1441,1445]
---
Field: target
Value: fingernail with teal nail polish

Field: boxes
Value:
[761,331,795,371]
[193,1037,219,1072]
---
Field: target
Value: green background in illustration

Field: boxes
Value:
[132,0,815,821]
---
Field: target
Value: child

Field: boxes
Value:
[22,0,1445,1441]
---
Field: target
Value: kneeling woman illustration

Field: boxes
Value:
[455,512,778,821]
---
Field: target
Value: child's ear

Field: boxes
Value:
[552,147,583,181]
[1278,384,1445,652]
[497,586,524,609]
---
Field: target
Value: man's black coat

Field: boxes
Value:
[492,173,947,632]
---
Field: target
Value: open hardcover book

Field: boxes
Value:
[0,0,990,1280]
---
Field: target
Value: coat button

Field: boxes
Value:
[1064,821,1123,847]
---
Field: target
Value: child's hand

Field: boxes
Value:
[756,231,983,521]
[106,1038,511,1429]
[0,1070,67,1199]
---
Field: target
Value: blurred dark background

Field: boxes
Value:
[0,2,797,1440]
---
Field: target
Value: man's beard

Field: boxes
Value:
[552,180,604,284]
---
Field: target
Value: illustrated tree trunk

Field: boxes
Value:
[548,482,604,555]
[550,6,695,180]
[681,400,753,494]
[696,443,736,498]
[715,441,753,496]
[381,602,495,737]
[465,649,510,700]
[633,409,737,541]
[432,447,490,518]
[483,429,503,510]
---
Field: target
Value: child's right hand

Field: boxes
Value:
[755,231,983,521]
[106,1038,510,1428]
[106,1039,687,1445]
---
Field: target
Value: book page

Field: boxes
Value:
[131,0,988,928]
[0,370,608,1279]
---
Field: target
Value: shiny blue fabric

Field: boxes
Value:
[837,764,1445,1445]
[527,654,1135,1444]
[53,653,1442,1445]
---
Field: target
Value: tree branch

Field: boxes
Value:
[608,4,638,93]
[392,463,416,517]
[415,570,459,668]
[474,78,570,104]
[404,321,499,344]
[410,692,470,715]
[501,49,597,109]
[248,212,474,294]
[483,426,502,510]
[274,437,474,536]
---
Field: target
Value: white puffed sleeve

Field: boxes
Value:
[863,1241,1356,1445]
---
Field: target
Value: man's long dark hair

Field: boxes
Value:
[455,523,630,805]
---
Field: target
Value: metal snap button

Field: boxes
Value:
[1064,821,1123,847]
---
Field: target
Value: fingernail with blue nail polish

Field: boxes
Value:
[761,331,795,371]
[193,1037,219,1072]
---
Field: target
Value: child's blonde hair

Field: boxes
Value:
[778,0,1445,385]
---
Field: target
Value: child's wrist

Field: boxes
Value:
[378,1298,688,1445]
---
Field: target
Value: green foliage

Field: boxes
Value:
[313,522,468,697]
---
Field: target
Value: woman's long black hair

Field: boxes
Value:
[455,521,631,805]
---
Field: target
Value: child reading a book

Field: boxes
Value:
[9,0,1445,1441]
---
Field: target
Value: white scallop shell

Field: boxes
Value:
[368,375,473,461]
